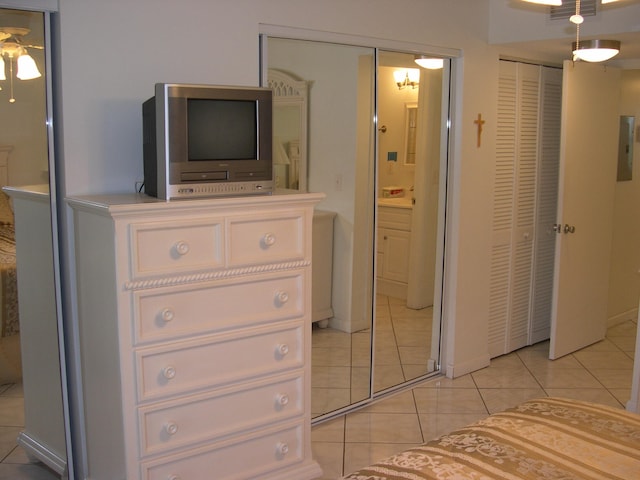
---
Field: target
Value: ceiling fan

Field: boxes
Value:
[0,26,43,103]
[520,0,624,62]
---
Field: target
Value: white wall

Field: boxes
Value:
[608,69,640,324]
[54,0,500,383]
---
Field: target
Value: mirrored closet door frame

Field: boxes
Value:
[260,25,459,422]
[0,0,72,477]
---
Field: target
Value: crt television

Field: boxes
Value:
[143,83,273,200]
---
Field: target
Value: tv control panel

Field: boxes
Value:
[168,180,274,199]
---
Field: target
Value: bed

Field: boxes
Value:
[0,187,21,384]
[342,397,640,480]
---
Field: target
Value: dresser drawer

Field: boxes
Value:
[227,211,305,266]
[136,324,303,401]
[139,373,303,456]
[143,421,305,480]
[129,218,224,279]
[133,270,305,345]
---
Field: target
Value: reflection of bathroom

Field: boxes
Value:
[267,39,444,419]
[374,54,442,392]
[376,63,420,301]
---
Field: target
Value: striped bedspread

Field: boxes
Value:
[342,397,640,480]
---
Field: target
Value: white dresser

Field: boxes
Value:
[68,192,323,480]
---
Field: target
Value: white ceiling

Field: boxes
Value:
[493,0,640,68]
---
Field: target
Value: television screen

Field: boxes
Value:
[187,99,257,161]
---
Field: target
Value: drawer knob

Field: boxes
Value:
[174,241,190,256]
[275,291,289,305]
[262,232,276,247]
[163,366,176,380]
[276,442,289,457]
[165,421,179,435]
[161,308,175,322]
[276,393,290,407]
[276,343,289,357]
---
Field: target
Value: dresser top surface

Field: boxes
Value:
[67,190,325,216]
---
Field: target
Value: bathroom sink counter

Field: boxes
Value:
[378,197,413,209]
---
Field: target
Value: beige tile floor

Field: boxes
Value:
[311,317,637,479]
[312,295,435,417]
[0,314,635,479]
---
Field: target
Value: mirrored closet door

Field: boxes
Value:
[262,33,452,420]
[0,4,68,477]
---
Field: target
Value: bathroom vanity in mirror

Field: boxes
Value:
[68,192,322,480]
[376,198,413,299]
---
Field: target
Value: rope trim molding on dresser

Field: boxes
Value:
[124,259,311,291]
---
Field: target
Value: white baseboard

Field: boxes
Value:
[17,430,67,476]
[445,353,490,378]
[608,307,639,328]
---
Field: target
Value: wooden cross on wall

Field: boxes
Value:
[474,113,485,148]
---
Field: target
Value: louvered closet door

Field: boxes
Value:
[489,61,561,358]
[530,67,562,344]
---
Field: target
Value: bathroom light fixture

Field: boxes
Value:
[393,68,420,90]
[0,27,43,103]
[414,56,444,70]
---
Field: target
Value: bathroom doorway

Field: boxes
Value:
[261,31,453,420]
[373,51,447,394]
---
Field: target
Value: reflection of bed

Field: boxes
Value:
[0,189,21,384]
[342,397,640,480]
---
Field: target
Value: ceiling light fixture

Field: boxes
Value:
[0,27,43,103]
[414,56,444,70]
[521,0,621,4]
[572,38,621,62]
[568,0,621,62]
